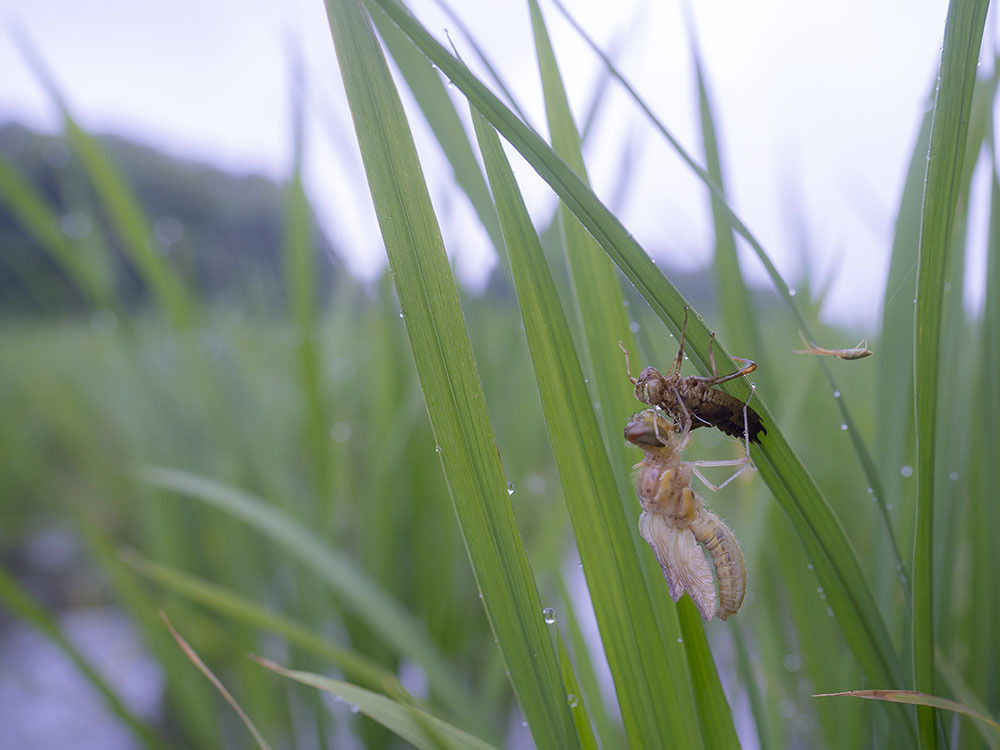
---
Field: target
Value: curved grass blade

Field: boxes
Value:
[912,2,989,746]
[283,68,333,504]
[936,648,1000,750]
[122,548,411,700]
[527,0,637,467]
[320,2,578,746]
[0,565,168,750]
[134,465,483,728]
[160,612,272,750]
[814,690,1000,739]
[684,13,764,371]
[364,3,910,738]
[254,657,500,750]
[472,107,699,749]
[12,31,193,329]
[553,628,598,750]
[675,598,740,749]
[371,10,505,253]
[0,156,116,312]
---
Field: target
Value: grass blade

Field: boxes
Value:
[160,612,272,750]
[255,657,500,750]
[321,1,578,746]
[912,2,989,746]
[814,690,1000,737]
[135,465,480,726]
[472,107,699,748]
[527,0,636,461]
[122,549,410,698]
[685,15,763,366]
[12,31,193,328]
[371,10,505,253]
[0,565,168,750]
[0,155,115,311]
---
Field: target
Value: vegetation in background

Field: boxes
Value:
[0,0,997,748]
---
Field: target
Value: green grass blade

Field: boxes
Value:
[527,0,636,462]
[676,599,740,749]
[321,2,578,747]
[0,565,168,750]
[686,16,763,367]
[366,3,910,733]
[255,658,500,750]
[936,648,1000,750]
[0,155,115,310]
[553,628,599,750]
[427,0,531,123]
[553,581,624,749]
[966,133,1000,711]
[134,465,480,726]
[283,73,332,504]
[912,2,989,746]
[814,690,1000,738]
[472,108,699,748]
[13,32,193,328]
[122,549,410,698]
[371,10,505,253]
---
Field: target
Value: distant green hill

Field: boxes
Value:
[0,121,340,313]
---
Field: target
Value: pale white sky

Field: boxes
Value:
[0,0,990,327]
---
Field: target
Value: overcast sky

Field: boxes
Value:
[1,0,990,328]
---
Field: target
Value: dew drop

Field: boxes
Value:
[900,465,913,478]
[817,587,824,594]
[398,312,404,319]
[349,704,361,713]
[676,637,683,643]
[783,654,802,672]
[593,401,601,410]
[434,444,441,453]
[886,503,893,510]
[867,487,874,494]
[833,390,840,398]
[521,720,528,727]
[789,288,797,297]
[567,694,579,708]
[948,471,959,481]
[542,607,556,624]
[629,321,640,333]
[507,481,515,496]
[807,563,813,570]
[826,607,834,617]
[840,424,848,431]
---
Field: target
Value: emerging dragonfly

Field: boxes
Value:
[620,307,765,443]
[625,407,749,621]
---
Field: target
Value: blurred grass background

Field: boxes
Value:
[1,0,998,748]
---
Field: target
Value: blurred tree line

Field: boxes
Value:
[0,122,341,314]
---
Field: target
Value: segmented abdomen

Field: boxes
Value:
[690,511,746,620]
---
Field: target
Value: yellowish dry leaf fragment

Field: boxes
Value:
[794,331,874,360]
